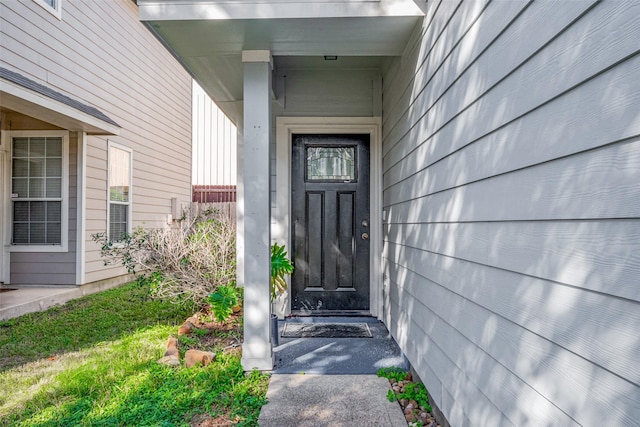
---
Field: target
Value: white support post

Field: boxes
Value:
[240,50,274,371]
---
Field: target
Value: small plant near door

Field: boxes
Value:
[270,243,294,301]
[208,283,242,322]
[378,367,437,426]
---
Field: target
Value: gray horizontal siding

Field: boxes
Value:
[1,0,193,284]
[382,0,640,426]
[274,69,381,117]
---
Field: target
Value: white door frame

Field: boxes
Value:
[0,129,8,284]
[274,116,383,318]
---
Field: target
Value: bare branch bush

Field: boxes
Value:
[92,208,236,308]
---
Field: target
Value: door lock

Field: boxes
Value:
[361,232,369,240]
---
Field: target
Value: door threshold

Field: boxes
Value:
[289,310,372,317]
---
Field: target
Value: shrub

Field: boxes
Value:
[92,208,236,308]
[209,284,241,322]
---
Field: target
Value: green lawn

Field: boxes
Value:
[0,283,268,426]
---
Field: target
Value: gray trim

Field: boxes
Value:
[0,67,119,128]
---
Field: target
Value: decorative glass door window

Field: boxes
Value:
[306,146,356,181]
[11,136,63,244]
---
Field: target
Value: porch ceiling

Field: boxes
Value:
[138,1,423,118]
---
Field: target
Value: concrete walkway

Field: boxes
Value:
[258,374,407,427]
[0,280,126,321]
[258,317,409,426]
[0,287,79,321]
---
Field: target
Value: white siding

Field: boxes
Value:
[192,80,237,185]
[382,1,640,426]
[0,0,192,285]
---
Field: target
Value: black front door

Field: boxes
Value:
[291,134,370,312]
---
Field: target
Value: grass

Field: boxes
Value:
[0,282,269,426]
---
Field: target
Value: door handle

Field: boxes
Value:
[361,233,369,240]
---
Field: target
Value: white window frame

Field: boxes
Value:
[107,141,133,243]
[6,131,69,253]
[32,0,62,20]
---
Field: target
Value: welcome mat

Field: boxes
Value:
[281,322,372,338]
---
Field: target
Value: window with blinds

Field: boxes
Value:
[12,136,63,245]
[108,144,132,242]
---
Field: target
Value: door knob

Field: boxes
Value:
[361,233,369,240]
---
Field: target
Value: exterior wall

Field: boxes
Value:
[271,67,382,229]
[274,68,381,118]
[381,1,640,426]
[9,130,77,285]
[192,80,237,186]
[1,0,192,285]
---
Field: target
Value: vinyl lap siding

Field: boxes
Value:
[1,0,192,284]
[381,1,640,426]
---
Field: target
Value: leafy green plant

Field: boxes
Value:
[397,382,432,412]
[270,243,294,301]
[209,284,241,322]
[377,366,410,382]
[378,367,432,413]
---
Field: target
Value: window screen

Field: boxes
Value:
[12,137,63,244]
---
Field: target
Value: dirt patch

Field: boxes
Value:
[191,413,236,427]
[191,311,242,351]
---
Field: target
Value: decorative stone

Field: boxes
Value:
[164,336,179,357]
[185,349,216,368]
[178,321,196,336]
[405,413,416,423]
[157,355,180,366]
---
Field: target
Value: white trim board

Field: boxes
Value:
[75,132,87,285]
[5,130,70,253]
[0,126,7,283]
[275,116,383,318]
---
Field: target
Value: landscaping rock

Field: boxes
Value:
[185,349,216,368]
[157,355,180,367]
[164,336,179,357]
[178,321,196,336]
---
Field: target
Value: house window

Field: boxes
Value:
[32,0,62,19]
[108,143,132,242]
[10,132,68,251]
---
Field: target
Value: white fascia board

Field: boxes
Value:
[0,79,120,136]
[138,0,423,21]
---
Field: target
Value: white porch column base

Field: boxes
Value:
[240,50,273,371]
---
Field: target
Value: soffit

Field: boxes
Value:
[140,5,422,113]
